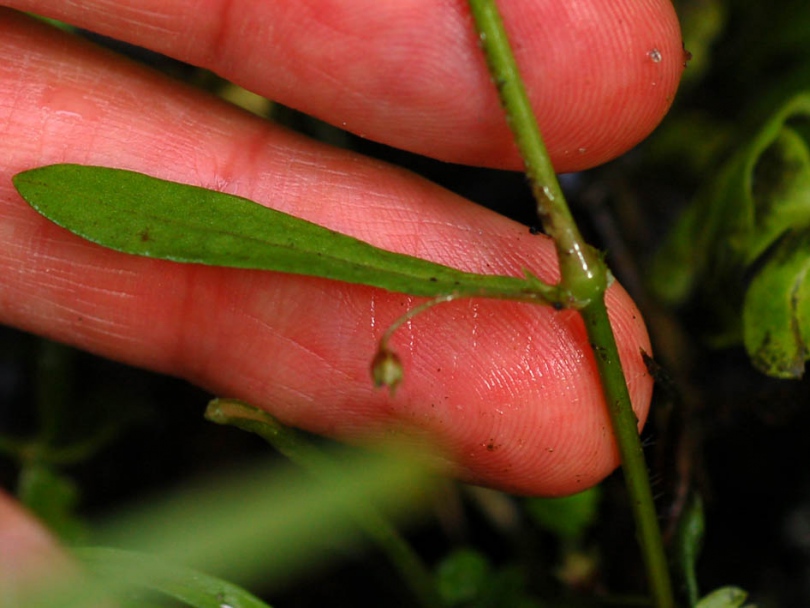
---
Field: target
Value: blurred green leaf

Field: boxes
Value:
[20,448,434,607]
[76,547,273,608]
[524,486,600,542]
[206,399,443,608]
[695,586,749,608]
[673,492,705,607]
[475,566,540,608]
[436,549,491,606]
[650,93,810,375]
[13,164,556,302]
[17,463,87,543]
[743,231,810,377]
[676,0,726,87]
[651,94,810,307]
[97,451,433,586]
[29,15,74,32]
[435,549,540,608]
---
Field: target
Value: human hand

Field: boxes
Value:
[0,0,681,520]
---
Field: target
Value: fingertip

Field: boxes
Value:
[485,0,685,172]
[441,282,653,496]
[0,492,74,593]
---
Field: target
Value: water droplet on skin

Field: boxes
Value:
[405,296,415,353]
[470,302,480,349]
[648,48,662,63]
[369,293,376,330]
[577,147,587,154]
[522,334,538,381]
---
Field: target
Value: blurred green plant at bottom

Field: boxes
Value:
[17,444,435,608]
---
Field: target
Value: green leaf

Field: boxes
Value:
[650,94,810,309]
[695,586,748,608]
[746,124,810,265]
[18,448,434,607]
[13,164,556,302]
[673,492,705,607]
[743,231,810,378]
[650,93,810,369]
[524,486,601,542]
[435,549,491,606]
[75,547,273,608]
[435,549,540,608]
[205,399,442,608]
[677,0,726,87]
[17,463,87,543]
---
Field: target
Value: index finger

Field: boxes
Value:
[6,0,684,172]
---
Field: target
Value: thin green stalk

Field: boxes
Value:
[466,1,674,606]
[205,399,445,608]
[580,301,674,606]
[467,0,605,308]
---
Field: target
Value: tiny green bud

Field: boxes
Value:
[371,348,404,395]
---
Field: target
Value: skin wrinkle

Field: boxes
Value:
[295,7,371,112]
[24,296,137,347]
[200,123,274,195]
[259,146,367,223]
[165,263,215,383]
[28,267,140,302]
[323,10,456,128]
[219,292,328,408]
[275,317,356,386]
[295,2,405,114]
[215,278,360,398]
[94,0,176,38]
[208,0,238,71]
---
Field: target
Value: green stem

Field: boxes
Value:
[205,399,445,608]
[466,1,674,606]
[580,301,674,606]
[467,0,605,307]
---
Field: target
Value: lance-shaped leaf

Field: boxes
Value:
[743,231,810,378]
[13,164,559,303]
